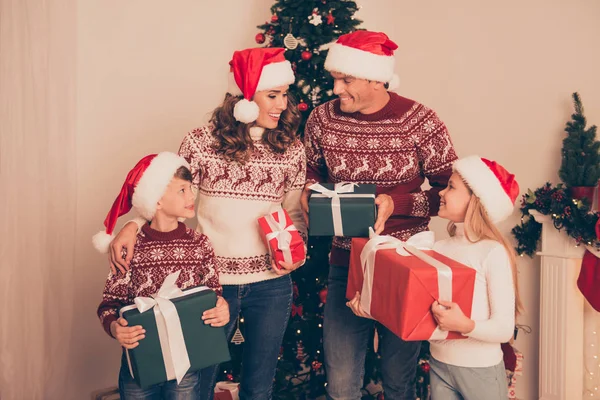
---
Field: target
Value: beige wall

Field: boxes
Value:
[74,1,600,399]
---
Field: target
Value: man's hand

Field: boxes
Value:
[373,194,394,234]
[346,292,374,319]
[202,296,230,327]
[300,183,313,226]
[109,221,138,275]
[110,318,145,349]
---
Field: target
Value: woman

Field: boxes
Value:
[109,47,307,400]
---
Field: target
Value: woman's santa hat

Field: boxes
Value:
[92,152,190,253]
[227,47,295,124]
[453,155,520,223]
[324,30,400,91]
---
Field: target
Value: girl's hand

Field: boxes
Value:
[202,296,230,327]
[271,258,305,276]
[110,318,145,349]
[346,292,374,319]
[109,221,138,275]
[431,300,475,334]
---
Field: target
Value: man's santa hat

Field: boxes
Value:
[453,155,520,223]
[227,47,295,124]
[324,30,400,91]
[92,152,189,253]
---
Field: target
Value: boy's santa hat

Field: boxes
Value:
[92,152,189,253]
[324,30,400,91]
[453,155,520,223]
[227,47,295,124]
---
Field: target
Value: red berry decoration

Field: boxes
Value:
[301,51,312,61]
[255,33,266,44]
[271,14,279,23]
[226,373,234,381]
[421,362,431,373]
[377,393,385,400]
[319,287,328,304]
[311,360,323,371]
[298,102,309,112]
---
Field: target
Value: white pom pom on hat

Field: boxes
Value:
[227,47,295,123]
[91,152,189,253]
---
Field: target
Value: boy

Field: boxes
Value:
[94,152,229,399]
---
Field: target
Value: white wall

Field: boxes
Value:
[73,1,600,398]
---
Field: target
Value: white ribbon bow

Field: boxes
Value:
[309,182,374,236]
[359,230,453,340]
[264,208,298,264]
[133,271,191,384]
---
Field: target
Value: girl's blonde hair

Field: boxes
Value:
[448,191,524,317]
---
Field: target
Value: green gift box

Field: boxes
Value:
[120,273,230,389]
[308,183,377,237]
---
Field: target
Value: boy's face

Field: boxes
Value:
[156,177,196,220]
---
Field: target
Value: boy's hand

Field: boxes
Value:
[110,317,145,349]
[109,222,138,275]
[374,194,394,234]
[202,296,230,327]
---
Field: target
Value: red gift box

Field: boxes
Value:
[214,381,239,400]
[258,208,305,269]
[346,233,476,341]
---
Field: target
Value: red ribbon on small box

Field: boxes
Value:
[258,208,305,269]
[214,382,239,400]
[347,231,476,341]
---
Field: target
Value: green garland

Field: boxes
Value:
[511,183,599,257]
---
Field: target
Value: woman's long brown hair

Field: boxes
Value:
[210,93,301,163]
[447,190,524,317]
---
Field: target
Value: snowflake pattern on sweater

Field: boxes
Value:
[178,126,307,284]
[97,222,221,337]
[305,93,457,266]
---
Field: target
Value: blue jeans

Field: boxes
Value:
[323,265,422,400]
[197,275,293,400]
[118,354,200,399]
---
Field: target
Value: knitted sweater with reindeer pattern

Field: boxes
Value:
[305,93,458,266]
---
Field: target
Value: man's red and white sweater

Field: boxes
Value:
[97,222,221,337]
[305,92,458,266]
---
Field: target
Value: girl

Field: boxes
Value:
[429,155,523,400]
[108,47,307,400]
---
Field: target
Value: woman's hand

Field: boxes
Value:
[109,222,138,275]
[271,258,305,276]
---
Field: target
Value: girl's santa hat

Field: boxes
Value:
[324,30,400,91]
[92,152,189,253]
[453,155,520,223]
[227,47,295,124]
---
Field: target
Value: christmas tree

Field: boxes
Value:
[218,2,433,399]
[558,92,600,187]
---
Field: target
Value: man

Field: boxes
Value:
[300,30,458,400]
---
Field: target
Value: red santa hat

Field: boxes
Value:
[92,152,190,253]
[324,30,400,91]
[453,155,520,223]
[227,47,295,124]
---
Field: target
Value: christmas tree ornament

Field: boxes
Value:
[377,393,385,400]
[298,101,309,112]
[319,287,328,304]
[284,33,299,49]
[308,9,323,26]
[231,316,245,345]
[421,362,431,373]
[311,360,323,371]
[271,14,279,23]
[255,33,266,44]
[326,12,335,25]
[301,50,313,61]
